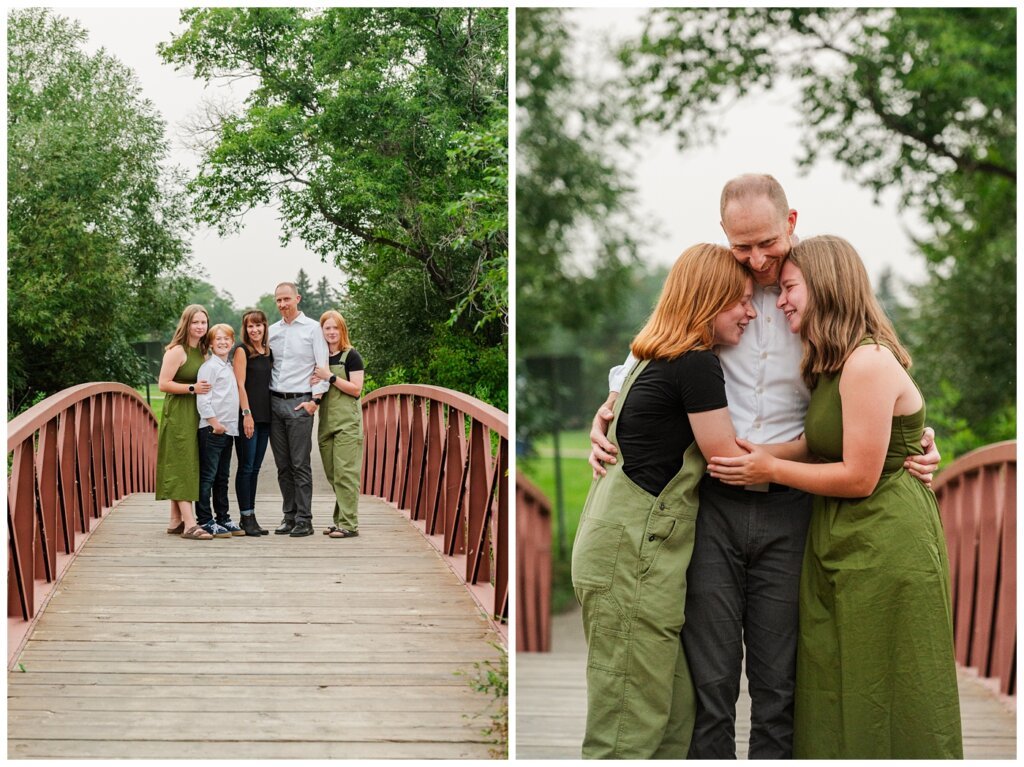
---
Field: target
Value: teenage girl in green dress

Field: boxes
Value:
[156,304,214,541]
[708,236,962,758]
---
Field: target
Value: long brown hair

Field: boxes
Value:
[788,235,911,388]
[166,304,210,354]
[320,309,353,352]
[631,244,747,360]
[239,310,271,358]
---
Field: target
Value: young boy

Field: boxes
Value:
[196,324,244,538]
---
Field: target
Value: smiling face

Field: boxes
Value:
[777,260,808,333]
[321,318,341,351]
[722,195,797,286]
[211,330,234,359]
[712,277,757,346]
[246,319,265,346]
[275,284,300,322]
[188,312,209,345]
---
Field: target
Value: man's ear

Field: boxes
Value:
[787,209,798,235]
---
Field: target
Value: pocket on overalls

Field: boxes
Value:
[638,512,676,579]
[571,516,625,592]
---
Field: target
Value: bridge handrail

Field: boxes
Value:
[516,470,552,652]
[361,385,508,634]
[8,383,158,629]
[933,440,1016,697]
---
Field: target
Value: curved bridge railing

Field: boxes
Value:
[933,440,1016,698]
[516,471,552,652]
[8,383,158,629]
[361,385,508,636]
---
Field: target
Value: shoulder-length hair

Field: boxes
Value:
[239,310,271,358]
[320,309,353,351]
[788,235,911,388]
[166,304,210,354]
[631,243,747,360]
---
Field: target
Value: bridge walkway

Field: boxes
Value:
[516,605,1015,759]
[9,443,503,759]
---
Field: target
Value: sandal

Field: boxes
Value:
[166,521,185,535]
[328,528,358,539]
[181,525,213,540]
[322,526,338,535]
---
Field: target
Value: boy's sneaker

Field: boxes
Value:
[202,522,232,539]
[221,520,246,537]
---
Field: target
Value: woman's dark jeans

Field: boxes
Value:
[234,421,271,512]
[197,427,234,526]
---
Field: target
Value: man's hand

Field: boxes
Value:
[905,426,940,487]
[588,393,619,478]
[295,400,318,416]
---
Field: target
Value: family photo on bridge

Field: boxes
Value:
[5,3,1017,763]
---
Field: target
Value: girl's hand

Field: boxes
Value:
[243,413,254,439]
[707,438,775,485]
[313,364,333,381]
[194,379,212,395]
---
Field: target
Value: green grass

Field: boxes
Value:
[519,428,595,613]
[135,386,164,425]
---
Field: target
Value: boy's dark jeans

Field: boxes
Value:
[197,426,234,526]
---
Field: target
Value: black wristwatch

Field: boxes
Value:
[312,397,322,406]
[188,384,195,393]
[328,374,337,385]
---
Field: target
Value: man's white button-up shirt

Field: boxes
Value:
[268,312,330,396]
[608,283,810,443]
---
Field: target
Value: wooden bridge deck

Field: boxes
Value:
[9,444,504,759]
[516,606,1016,759]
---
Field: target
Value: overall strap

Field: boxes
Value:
[607,358,649,446]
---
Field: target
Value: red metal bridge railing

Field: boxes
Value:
[361,385,508,639]
[933,440,1016,698]
[8,383,158,664]
[516,471,552,652]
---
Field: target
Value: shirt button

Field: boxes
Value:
[755,423,762,430]
[761,352,768,359]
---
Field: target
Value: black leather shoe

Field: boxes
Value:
[274,519,295,535]
[289,521,314,538]
[252,515,270,536]
[240,515,261,537]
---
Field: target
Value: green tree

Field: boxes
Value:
[182,279,241,335]
[516,8,644,352]
[8,9,192,412]
[158,8,508,406]
[620,7,1016,454]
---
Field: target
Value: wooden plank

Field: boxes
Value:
[516,606,1015,760]
[8,490,505,759]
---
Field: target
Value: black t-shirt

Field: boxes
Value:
[615,350,728,496]
[329,348,364,377]
[233,344,273,424]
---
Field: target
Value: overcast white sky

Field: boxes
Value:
[570,8,930,290]
[55,6,348,308]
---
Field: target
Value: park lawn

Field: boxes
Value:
[518,428,596,613]
[136,387,164,425]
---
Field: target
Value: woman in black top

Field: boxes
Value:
[232,309,274,536]
[570,243,757,757]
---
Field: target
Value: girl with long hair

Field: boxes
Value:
[571,244,756,758]
[232,309,274,536]
[708,235,962,758]
[156,304,213,540]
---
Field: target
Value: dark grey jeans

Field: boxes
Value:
[269,394,315,524]
[682,477,812,759]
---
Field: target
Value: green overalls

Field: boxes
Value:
[571,359,705,759]
[317,349,363,533]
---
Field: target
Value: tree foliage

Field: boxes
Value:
[516,8,644,352]
[8,8,192,411]
[621,7,1016,453]
[158,8,508,406]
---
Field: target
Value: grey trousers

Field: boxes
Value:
[269,394,315,524]
[682,477,812,759]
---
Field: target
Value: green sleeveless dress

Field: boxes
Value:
[154,344,205,501]
[793,341,963,758]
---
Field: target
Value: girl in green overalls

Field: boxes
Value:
[571,244,756,758]
[311,310,365,538]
